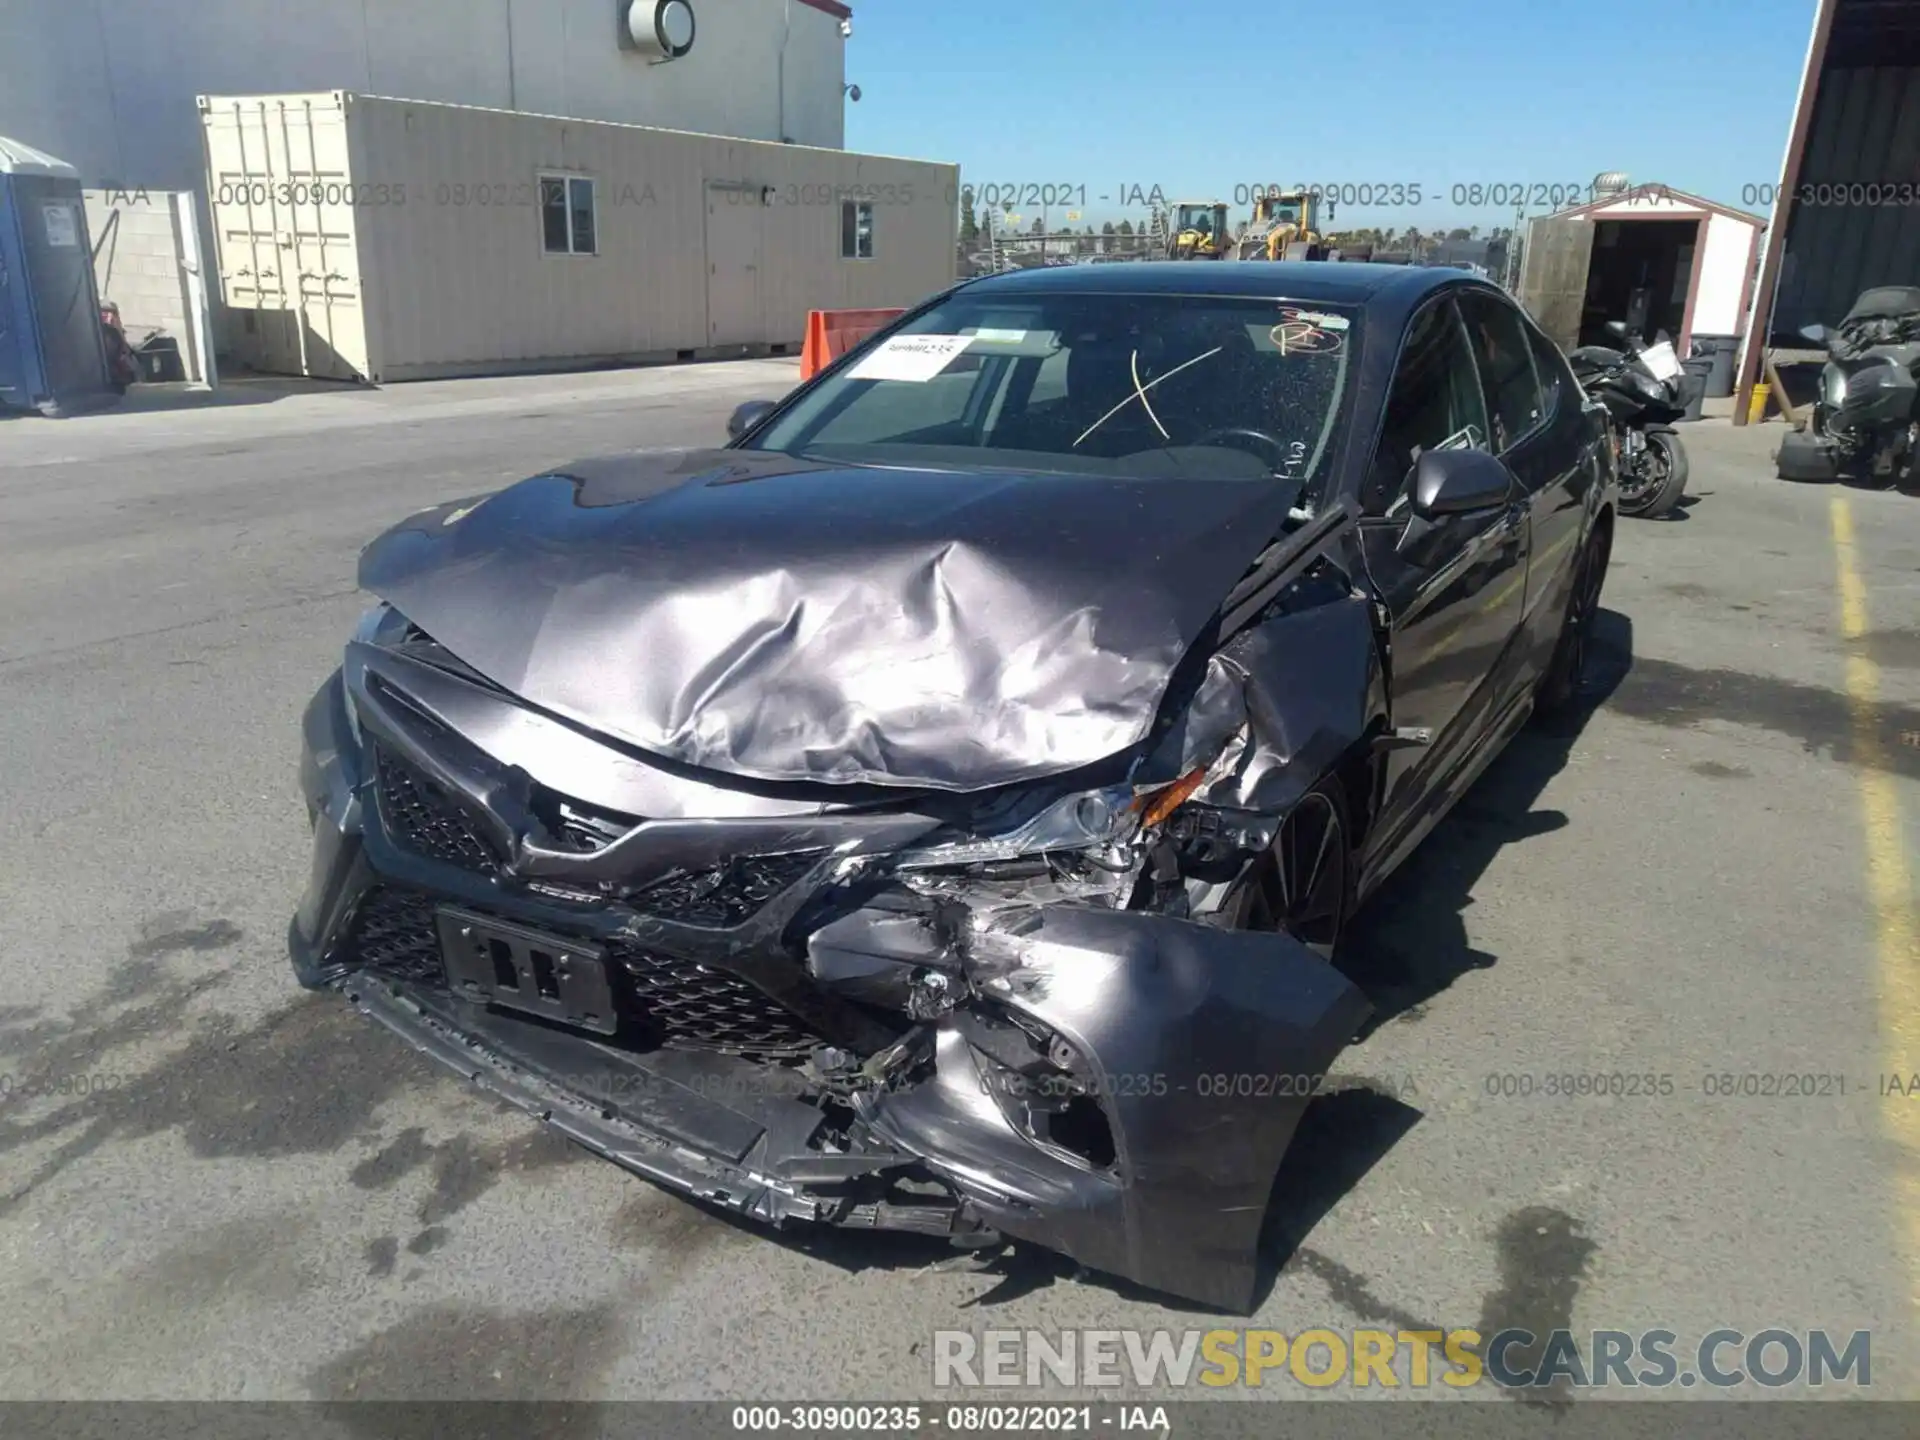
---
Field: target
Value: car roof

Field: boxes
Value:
[957,260,1468,309]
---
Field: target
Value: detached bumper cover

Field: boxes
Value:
[292,667,1372,1313]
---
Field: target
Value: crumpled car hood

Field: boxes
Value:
[359,447,1297,791]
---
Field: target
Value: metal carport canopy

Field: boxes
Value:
[1736,0,1920,423]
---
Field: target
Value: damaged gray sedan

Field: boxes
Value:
[291,263,1616,1311]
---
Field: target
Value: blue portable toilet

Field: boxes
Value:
[0,136,117,417]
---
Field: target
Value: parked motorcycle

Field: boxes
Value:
[99,301,138,394]
[1567,321,1690,518]
[1775,286,1920,485]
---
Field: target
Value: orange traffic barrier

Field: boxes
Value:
[800,308,906,380]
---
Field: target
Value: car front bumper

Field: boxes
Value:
[292,663,1372,1313]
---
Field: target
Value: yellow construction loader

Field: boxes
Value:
[1166,200,1230,260]
[1234,188,1337,260]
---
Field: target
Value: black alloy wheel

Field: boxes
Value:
[1536,525,1610,717]
[1243,782,1350,961]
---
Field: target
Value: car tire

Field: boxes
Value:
[1237,777,1354,965]
[1534,521,1611,720]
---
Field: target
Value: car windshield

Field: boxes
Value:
[742,292,1360,491]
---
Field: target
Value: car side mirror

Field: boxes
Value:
[1799,323,1828,345]
[1408,446,1513,519]
[726,399,778,442]
[1604,320,1630,342]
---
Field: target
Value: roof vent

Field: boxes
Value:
[1592,171,1631,199]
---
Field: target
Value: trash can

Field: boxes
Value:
[1690,333,1740,398]
[0,135,117,417]
[1679,357,1713,421]
[135,334,185,383]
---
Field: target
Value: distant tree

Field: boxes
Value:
[1446,227,1471,242]
[1031,216,1045,235]
[959,187,979,247]
[1116,218,1134,236]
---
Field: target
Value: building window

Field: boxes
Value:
[841,200,874,259]
[542,175,597,255]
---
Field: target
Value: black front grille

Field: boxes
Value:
[631,851,825,927]
[372,743,501,873]
[612,947,821,1058]
[346,888,445,984]
[337,886,824,1060]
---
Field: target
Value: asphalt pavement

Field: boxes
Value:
[1,364,1917,1403]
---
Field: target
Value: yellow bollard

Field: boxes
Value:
[1747,382,1771,425]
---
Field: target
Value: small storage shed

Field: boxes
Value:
[1518,183,1766,360]
[198,91,958,382]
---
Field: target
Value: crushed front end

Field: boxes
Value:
[292,606,1371,1313]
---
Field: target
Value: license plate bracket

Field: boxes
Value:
[435,906,619,1036]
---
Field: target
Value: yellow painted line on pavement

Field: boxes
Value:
[1830,495,1920,1345]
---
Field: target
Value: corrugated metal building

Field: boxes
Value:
[200,92,957,382]
[1735,0,1920,421]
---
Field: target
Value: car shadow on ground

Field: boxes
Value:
[1247,604,1637,1308]
[650,611,1638,1316]
[1339,606,1634,1038]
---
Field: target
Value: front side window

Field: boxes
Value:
[741,292,1361,494]
[1363,297,1491,515]
[841,200,874,259]
[542,175,597,255]
[1457,290,1545,452]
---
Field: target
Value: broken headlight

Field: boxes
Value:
[893,763,1219,872]
[342,602,407,745]
[894,785,1141,870]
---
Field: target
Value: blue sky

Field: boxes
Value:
[843,0,1814,231]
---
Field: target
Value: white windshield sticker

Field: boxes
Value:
[967,327,1029,344]
[848,334,973,382]
[1286,309,1348,331]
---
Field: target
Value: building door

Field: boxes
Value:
[14,180,110,403]
[0,185,36,406]
[705,184,764,348]
[200,98,368,380]
[1517,216,1595,351]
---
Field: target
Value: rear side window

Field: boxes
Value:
[1525,323,1570,422]
[1362,298,1490,515]
[1458,291,1545,451]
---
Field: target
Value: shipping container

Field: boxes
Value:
[198,91,958,382]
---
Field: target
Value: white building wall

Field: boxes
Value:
[1692,212,1758,338]
[0,0,846,191]
[84,189,205,377]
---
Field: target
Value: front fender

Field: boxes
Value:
[858,907,1371,1312]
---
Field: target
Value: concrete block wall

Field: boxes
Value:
[84,190,202,379]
